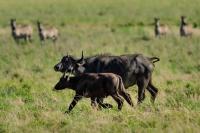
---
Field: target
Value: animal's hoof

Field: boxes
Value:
[151,97,156,103]
[64,110,70,114]
[118,107,122,111]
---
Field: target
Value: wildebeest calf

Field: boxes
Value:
[54,73,134,113]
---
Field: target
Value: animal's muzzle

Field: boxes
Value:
[54,63,62,71]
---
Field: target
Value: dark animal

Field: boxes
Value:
[54,73,134,113]
[10,19,33,43]
[54,52,160,104]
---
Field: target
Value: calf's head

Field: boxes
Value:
[54,75,70,90]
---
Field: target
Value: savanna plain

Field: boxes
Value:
[0,0,200,132]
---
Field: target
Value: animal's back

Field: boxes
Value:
[83,54,155,88]
[76,73,119,97]
[16,25,33,35]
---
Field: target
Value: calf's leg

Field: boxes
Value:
[119,91,134,107]
[65,94,82,113]
[118,77,134,107]
[111,94,124,110]
[96,98,113,109]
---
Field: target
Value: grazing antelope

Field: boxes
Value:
[154,18,169,37]
[10,19,33,43]
[37,21,58,43]
[180,16,193,37]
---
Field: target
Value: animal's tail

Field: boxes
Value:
[149,57,160,63]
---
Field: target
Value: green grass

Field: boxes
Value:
[0,0,200,132]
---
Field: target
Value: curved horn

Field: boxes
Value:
[81,51,83,59]
[76,51,84,63]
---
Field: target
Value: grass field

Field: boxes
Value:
[0,0,200,132]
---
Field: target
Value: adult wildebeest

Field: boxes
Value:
[54,73,134,113]
[54,52,160,104]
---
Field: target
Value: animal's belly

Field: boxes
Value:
[82,88,108,98]
[124,74,137,88]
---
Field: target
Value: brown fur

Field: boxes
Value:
[10,19,33,43]
[37,21,58,43]
[154,18,169,37]
[54,73,134,113]
[180,16,193,37]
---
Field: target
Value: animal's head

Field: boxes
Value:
[54,51,85,74]
[37,21,43,30]
[54,74,70,90]
[180,16,187,25]
[154,17,160,25]
[10,19,16,29]
[181,16,186,20]
[37,21,40,26]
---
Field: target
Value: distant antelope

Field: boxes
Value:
[10,19,33,43]
[180,16,193,37]
[154,18,169,37]
[37,21,58,43]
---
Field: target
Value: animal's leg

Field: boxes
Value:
[24,36,29,42]
[119,91,134,107]
[96,98,113,109]
[14,38,19,44]
[65,94,82,113]
[146,80,158,103]
[111,94,124,110]
[40,39,45,45]
[137,75,150,104]
[91,97,98,109]
[28,35,32,42]
[53,37,57,44]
